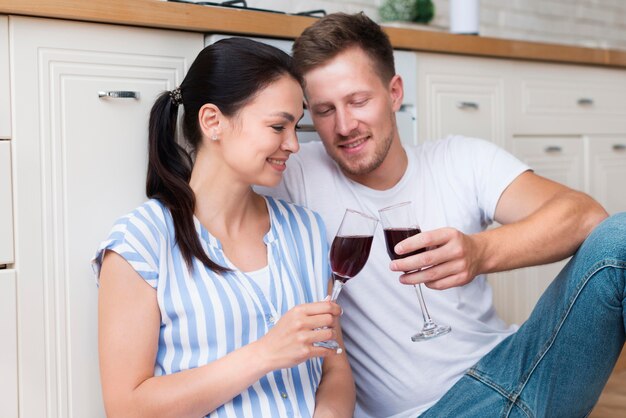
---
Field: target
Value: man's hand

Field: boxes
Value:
[389,227,485,290]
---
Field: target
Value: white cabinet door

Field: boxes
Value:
[11,16,202,418]
[512,136,585,191]
[489,136,584,325]
[510,61,626,135]
[588,135,626,215]
[0,269,17,418]
[0,16,10,138]
[416,52,507,147]
[0,141,13,265]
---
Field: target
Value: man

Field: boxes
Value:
[258,12,625,417]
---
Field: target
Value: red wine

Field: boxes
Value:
[383,227,424,260]
[330,235,373,282]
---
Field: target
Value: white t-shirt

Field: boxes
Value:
[258,135,530,417]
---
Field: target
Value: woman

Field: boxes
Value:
[93,38,355,418]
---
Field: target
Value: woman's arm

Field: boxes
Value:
[99,251,340,418]
[312,319,356,418]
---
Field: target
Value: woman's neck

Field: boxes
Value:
[189,153,266,240]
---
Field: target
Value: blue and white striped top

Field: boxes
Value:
[92,196,331,418]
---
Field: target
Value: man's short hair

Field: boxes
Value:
[292,12,396,84]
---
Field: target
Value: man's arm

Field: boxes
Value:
[390,171,608,290]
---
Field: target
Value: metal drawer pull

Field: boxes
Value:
[544,146,562,153]
[577,98,594,106]
[98,91,140,99]
[296,124,317,133]
[457,101,479,110]
[613,144,626,151]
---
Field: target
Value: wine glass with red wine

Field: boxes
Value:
[315,208,378,352]
[378,201,451,342]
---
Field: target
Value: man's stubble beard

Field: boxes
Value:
[330,128,394,177]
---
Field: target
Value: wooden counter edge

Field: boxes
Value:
[1,0,626,68]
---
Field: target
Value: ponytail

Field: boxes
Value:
[146,91,229,273]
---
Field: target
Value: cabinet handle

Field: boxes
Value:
[98,91,140,99]
[613,144,626,151]
[544,146,562,153]
[577,98,594,106]
[457,101,479,110]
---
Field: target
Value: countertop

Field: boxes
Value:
[1,0,626,68]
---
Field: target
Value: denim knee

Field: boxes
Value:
[580,212,626,261]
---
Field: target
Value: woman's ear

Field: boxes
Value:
[198,103,223,140]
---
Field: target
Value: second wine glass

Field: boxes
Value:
[315,208,378,351]
[378,201,451,342]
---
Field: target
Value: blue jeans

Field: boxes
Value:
[421,213,626,418]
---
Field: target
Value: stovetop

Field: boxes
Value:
[167,0,326,18]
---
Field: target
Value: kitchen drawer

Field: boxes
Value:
[512,136,584,191]
[0,269,18,418]
[0,141,14,265]
[511,62,626,134]
[0,16,10,139]
[416,52,507,146]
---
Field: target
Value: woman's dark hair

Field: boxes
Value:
[147,38,302,272]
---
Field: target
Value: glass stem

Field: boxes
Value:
[329,277,345,302]
[413,284,435,330]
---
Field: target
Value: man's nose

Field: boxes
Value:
[335,108,358,137]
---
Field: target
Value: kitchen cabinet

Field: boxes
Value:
[490,136,585,324]
[510,61,626,135]
[512,136,585,190]
[0,269,18,418]
[416,52,508,147]
[0,141,13,265]
[415,52,626,325]
[588,135,626,215]
[10,16,202,417]
[0,15,9,139]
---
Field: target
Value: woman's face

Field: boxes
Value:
[220,75,303,187]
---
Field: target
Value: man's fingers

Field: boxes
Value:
[394,227,455,256]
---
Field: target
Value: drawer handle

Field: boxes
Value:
[544,146,562,153]
[457,101,479,110]
[98,91,140,99]
[577,98,594,106]
[613,144,626,151]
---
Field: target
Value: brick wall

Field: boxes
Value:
[245,0,626,50]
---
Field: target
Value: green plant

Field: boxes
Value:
[414,0,435,23]
[379,0,435,24]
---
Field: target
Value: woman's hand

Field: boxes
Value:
[256,301,342,371]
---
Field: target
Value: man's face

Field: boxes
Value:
[303,47,403,180]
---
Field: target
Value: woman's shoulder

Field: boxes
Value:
[264,195,321,219]
[263,196,326,234]
[113,199,171,238]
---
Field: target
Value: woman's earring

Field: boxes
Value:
[211,132,219,141]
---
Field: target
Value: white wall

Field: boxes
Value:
[243,0,626,51]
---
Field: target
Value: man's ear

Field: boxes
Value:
[389,74,404,112]
[198,103,223,139]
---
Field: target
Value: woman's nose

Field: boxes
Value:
[282,129,300,153]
